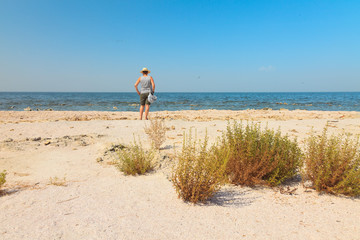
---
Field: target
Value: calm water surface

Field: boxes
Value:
[0,92,359,111]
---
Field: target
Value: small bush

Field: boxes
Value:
[171,132,229,203]
[303,128,360,196]
[114,138,154,176]
[0,170,6,189]
[144,118,167,150]
[222,121,302,186]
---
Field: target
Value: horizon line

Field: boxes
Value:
[1,91,360,94]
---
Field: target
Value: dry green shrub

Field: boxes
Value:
[223,121,302,186]
[172,132,229,203]
[144,118,167,150]
[114,138,154,176]
[303,128,360,196]
[0,170,6,189]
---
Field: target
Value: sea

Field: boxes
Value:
[0,92,359,112]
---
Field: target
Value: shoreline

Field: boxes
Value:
[1,109,360,123]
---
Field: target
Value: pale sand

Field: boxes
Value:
[0,110,360,240]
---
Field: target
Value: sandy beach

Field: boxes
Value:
[1,110,360,240]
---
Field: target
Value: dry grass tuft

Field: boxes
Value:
[0,170,6,189]
[222,121,302,186]
[303,128,360,196]
[144,118,167,150]
[114,138,155,175]
[172,131,229,203]
[49,176,67,186]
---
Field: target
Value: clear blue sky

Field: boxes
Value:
[1,0,359,92]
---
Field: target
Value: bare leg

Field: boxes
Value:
[139,105,144,120]
[145,104,150,120]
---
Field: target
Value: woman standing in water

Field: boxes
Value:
[134,67,155,120]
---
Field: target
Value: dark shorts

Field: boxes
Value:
[140,93,151,106]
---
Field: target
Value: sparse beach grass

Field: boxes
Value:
[48,176,67,186]
[221,121,303,187]
[171,131,228,203]
[0,170,6,189]
[144,118,167,150]
[303,128,360,196]
[113,138,155,175]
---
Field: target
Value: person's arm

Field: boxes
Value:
[150,76,155,93]
[134,77,141,95]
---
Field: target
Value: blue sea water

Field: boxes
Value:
[0,92,359,112]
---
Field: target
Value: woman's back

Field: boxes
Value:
[140,76,152,93]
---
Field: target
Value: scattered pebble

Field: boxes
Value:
[79,140,88,146]
[107,144,126,152]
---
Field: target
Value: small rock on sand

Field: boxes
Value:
[107,144,126,152]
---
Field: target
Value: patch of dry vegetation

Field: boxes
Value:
[221,121,302,186]
[144,118,167,150]
[0,170,6,189]
[172,132,229,203]
[49,176,67,186]
[303,128,360,196]
[114,138,155,175]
